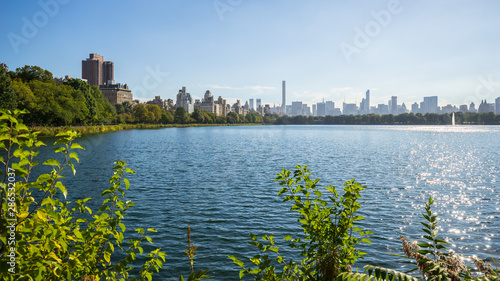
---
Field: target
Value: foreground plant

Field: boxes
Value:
[0,109,165,280]
[229,165,373,280]
[358,197,499,281]
[395,196,498,281]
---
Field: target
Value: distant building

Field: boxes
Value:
[469,102,476,113]
[390,96,398,115]
[312,104,317,116]
[325,101,335,116]
[249,98,254,111]
[291,101,303,116]
[411,102,419,113]
[82,53,114,86]
[54,75,72,85]
[376,104,389,115]
[360,90,370,114]
[176,86,194,113]
[478,100,494,113]
[441,104,457,114]
[282,81,286,115]
[459,104,468,113]
[420,96,438,114]
[146,95,174,110]
[100,83,133,105]
[256,98,262,109]
[316,101,325,117]
[496,97,500,114]
[232,100,248,115]
[343,102,358,115]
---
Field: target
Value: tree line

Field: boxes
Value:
[2,64,499,126]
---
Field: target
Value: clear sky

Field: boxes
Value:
[2,0,500,108]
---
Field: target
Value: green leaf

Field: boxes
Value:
[249,233,257,241]
[55,182,67,198]
[228,255,245,268]
[70,143,85,150]
[43,159,60,166]
[69,152,79,162]
[68,162,76,176]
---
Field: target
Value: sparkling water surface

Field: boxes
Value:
[52,125,499,280]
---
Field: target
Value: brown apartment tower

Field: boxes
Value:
[82,53,114,86]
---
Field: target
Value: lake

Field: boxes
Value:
[47,125,499,280]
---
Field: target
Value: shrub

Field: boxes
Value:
[0,109,165,280]
[229,165,373,280]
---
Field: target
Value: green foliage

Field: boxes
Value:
[0,110,166,280]
[13,65,54,83]
[174,107,189,124]
[230,165,372,280]
[0,65,18,111]
[390,197,499,281]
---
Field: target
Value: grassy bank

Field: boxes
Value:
[33,123,265,137]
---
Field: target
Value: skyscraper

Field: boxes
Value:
[496,97,500,114]
[256,98,262,109]
[282,80,286,115]
[249,98,254,110]
[317,100,326,116]
[390,96,397,115]
[421,96,438,114]
[360,90,370,114]
[82,53,114,86]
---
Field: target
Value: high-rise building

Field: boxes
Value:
[390,96,397,115]
[256,98,262,109]
[459,104,468,113]
[343,103,358,115]
[317,101,326,116]
[421,96,438,114]
[176,86,194,113]
[102,61,114,84]
[411,102,419,113]
[249,98,254,110]
[469,102,476,113]
[496,97,500,114]
[312,104,317,116]
[360,90,370,114]
[282,81,286,115]
[325,101,335,116]
[82,53,114,86]
[291,101,303,116]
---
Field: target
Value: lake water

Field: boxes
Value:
[47,125,499,279]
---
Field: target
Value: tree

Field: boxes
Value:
[65,78,98,123]
[13,65,54,83]
[160,111,174,124]
[0,110,166,280]
[133,104,148,123]
[0,65,17,111]
[122,101,133,114]
[174,107,189,124]
[115,103,124,114]
[226,112,239,124]
[145,104,163,123]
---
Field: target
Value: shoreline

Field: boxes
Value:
[33,123,265,137]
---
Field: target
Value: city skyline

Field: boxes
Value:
[2,1,500,107]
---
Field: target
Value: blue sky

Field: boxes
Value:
[2,0,500,108]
